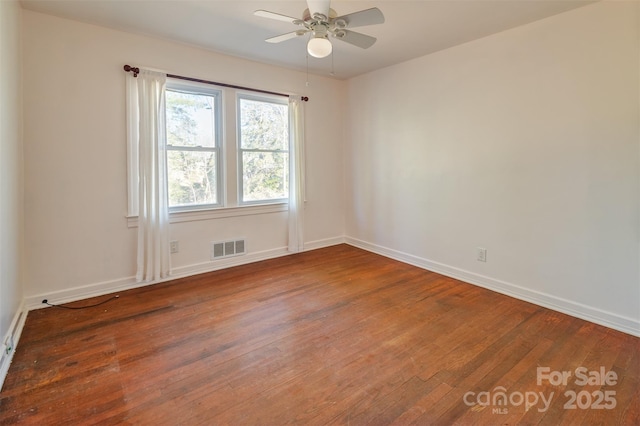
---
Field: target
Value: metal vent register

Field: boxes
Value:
[211,239,246,260]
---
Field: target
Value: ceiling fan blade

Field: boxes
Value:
[254,10,299,24]
[333,30,377,49]
[307,0,331,19]
[334,8,385,28]
[265,31,306,44]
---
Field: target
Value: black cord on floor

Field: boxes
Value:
[41,295,119,310]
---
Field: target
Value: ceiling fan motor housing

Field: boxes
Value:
[302,8,337,23]
[302,8,351,40]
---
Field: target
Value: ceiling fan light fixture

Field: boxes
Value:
[307,36,332,58]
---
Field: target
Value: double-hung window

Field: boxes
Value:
[162,80,289,214]
[237,94,289,205]
[165,81,222,211]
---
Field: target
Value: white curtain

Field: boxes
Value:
[128,70,171,282]
[288,96,306,252]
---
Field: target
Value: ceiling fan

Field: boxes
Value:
[255,0,385,58]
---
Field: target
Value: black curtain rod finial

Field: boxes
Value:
[123,64,139,77]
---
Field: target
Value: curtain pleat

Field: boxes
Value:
[288,97,305,253]
[133,70,171,282]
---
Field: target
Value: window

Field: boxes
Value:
[238,95,289,204]
[165,81,222,210]
[127,76,292,220]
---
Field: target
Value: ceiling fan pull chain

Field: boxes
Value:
[306,51,310,87]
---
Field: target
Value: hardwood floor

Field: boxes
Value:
[1,244,638,425]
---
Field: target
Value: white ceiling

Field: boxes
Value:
[21,0,594,79]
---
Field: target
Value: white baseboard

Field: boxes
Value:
[173,237,345,277]
[25,246,287,310]
[303,236,346,251]
[25,237,346,311]
[1,300,27,391]
[171,246,291,278]
[26,275,138,311]
[345,237,640,338]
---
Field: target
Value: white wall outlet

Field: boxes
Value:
[477,247,487,262]
[170,240,179,254]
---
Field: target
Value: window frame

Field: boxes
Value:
[165,79,224,212]
[126,77,292,223]
[236,92,290,206]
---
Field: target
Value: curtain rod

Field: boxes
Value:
[124,65,309,102]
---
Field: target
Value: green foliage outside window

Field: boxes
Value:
[239,98,289,202]
[165,87,289,209]
[166,90,217,207]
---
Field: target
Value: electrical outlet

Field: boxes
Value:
[477,247,487,262]
[170,240,179,254]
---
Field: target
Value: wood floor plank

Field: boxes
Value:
[1,244,638,425]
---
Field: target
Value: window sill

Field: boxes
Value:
[127,203,288,228]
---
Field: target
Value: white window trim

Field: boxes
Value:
[166,79,224,211]
[236,92,290,206]
[127,202,287,228]
[126,77,291,225]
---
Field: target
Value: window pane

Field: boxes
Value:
[240,98,288,150]
[167,150,217,207]
[242,151,289,202]
[166,90,217,148]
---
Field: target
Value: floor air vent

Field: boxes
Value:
[211,239,246,260]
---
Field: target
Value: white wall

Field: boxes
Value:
[0,0,25,380]
[345,1,640,334]
[22,10,345,303]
